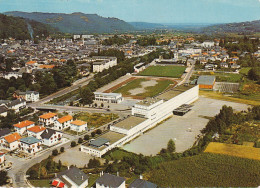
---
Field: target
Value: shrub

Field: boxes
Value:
[52,149,59,156]
[91,132,96,137]
[60,147,65,153]
[78,138,83,144]
[71,141,76,147]
[84,135,90,140]
[96,129,102,135]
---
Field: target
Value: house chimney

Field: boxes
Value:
[67,166,70,170]
[140,174,143,179]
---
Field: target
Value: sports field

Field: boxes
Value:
[138,65,186,78]
[204,142,260,160]
[113,78,175,99]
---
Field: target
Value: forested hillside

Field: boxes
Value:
[4,11,135,34]
[0,14,57,40]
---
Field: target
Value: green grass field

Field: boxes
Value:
[138,66,186,78]
[113,78,175,98]
[29,179,50,187]
[146,153,260,187]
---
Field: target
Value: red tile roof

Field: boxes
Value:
[4,133,21,143]
[58,115,73,124]
[52,180,59,186]
[13,120,35,128]
[71,120,87,126]
[40,113,57,119]
[27,126,46,133]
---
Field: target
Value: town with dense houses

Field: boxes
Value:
[0,1,259,187]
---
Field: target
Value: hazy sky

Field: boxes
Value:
[0,0,260,23]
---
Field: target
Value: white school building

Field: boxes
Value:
[81,85,199,157]
[94,92,123,103]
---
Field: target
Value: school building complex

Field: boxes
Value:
[81,84,199,157]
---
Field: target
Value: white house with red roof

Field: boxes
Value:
[54,115,73,130]
[39,112,58,126]
[0,132,21,150]
[27,126,46,139]
[13,120,35,135]
[70,120,87,132]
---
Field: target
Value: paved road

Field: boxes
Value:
[178,62,195,86]
[7,119,114,187]
[28,74,94,107]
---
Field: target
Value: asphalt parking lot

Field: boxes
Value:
[123,96,249,155]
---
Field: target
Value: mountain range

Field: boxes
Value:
[4,11,134,34]
[2,11,260,36]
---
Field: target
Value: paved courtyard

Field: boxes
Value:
[53,145,96,168]
[123,97,249,155]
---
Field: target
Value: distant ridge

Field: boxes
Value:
[4,11,135,34]
[202,20,260,34]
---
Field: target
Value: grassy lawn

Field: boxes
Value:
[146,153,260,187]
[199,90,260,105]
[194,71,243,83]
[215,73,243,82]
[204,142,260,160]
[104,149,137,161]
[113,78,175,98]
[114,78,144,95]
[29,179,50,187]
[73,112,119,128]
[88,174,99,187]
[138,66,186,78]
[240,67,251,75]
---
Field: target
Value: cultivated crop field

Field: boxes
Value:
[146,153,260,187]
[113,78,176,99]
[138,65,186,78]
[204,142,260,160]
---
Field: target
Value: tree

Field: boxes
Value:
[88,158,101,168]
[248,68,260,82]
[58,160,62,170]
[27,169,38,180]
[71,141,76,147]
[79,87,94,105]
[0,171,8,185]
[96,129,102,135]
[167,139,176,153]
[78,138,83,144]
[91,132,96,137]
[60,147,65,153]
[84,135,90,140]
[52,149,59,156]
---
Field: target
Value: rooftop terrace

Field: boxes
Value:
[111,116,146,130]
[157,85,195,101]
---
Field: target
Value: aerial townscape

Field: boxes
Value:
[0,0,259,187]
